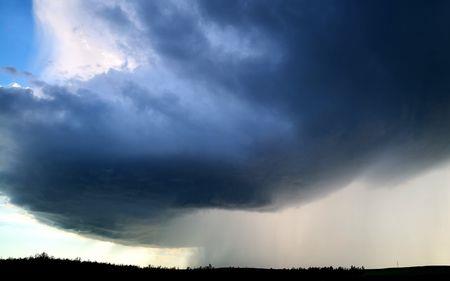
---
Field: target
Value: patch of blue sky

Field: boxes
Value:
[0,0,37,86]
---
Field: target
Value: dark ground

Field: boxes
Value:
[2,254,450,280]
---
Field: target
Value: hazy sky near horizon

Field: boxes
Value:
[1,0,450,268]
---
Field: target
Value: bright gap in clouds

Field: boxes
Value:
[0,197,196,268]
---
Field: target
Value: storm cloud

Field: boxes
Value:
[1,0,450,245]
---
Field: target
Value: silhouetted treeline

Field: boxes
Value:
[2,253,450,280]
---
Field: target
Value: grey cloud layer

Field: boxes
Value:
[1,0,450,245]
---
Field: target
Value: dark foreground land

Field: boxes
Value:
[2,254,450,280]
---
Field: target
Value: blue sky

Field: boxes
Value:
[0,0,36,85]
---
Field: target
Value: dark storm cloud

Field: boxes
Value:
[0,82,290,242]
[1,0,450,245]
